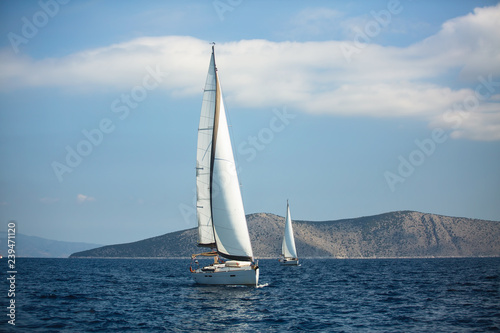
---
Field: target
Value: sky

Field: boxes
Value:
[0,0,499,245]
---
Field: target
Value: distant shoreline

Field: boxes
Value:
[64,255,500,260]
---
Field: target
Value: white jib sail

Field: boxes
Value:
[195,51,217,247]
[282,202,298,258]
[211,73,254,261]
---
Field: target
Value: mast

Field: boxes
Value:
[209,44,219,249]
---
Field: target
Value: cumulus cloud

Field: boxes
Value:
[77,194,96,204]
[0,35,209,94]
[1,5,499,140]
[407,5,500,81]
[429,93,500,141]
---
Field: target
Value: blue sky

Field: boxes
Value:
[1,0,499,245]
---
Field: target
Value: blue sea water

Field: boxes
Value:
[1,258,499,332]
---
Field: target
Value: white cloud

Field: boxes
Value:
[77,194,96,204]
[429,98,500,141]
[1,5,499,140]
[449,110,500,141]
[406,4,500,81]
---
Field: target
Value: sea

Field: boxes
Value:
[1,258,499,332]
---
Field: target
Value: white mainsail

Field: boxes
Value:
[196,50,217,248]
[196,46,254,261]
[282,201,298,259]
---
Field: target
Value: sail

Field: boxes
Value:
[196,46,253,260]
[282,201,298,259]
[211,61,254,261]
[195,50,217,248]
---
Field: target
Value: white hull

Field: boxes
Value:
[192,263,259,286]
[279,258,299,266]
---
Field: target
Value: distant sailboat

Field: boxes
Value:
[190,45,259,286]
[279,201,299,265]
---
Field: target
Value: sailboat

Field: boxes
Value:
[279,201,299,265]
[189,45,259,286]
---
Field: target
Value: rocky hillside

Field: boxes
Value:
[70,211,500,258]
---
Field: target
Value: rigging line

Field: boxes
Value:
[201,142,212,162]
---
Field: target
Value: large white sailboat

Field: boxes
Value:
[190,45,259,286]
[279,201,299,266]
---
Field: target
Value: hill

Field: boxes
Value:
[70,211,500,258]
[0,232,102,258]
